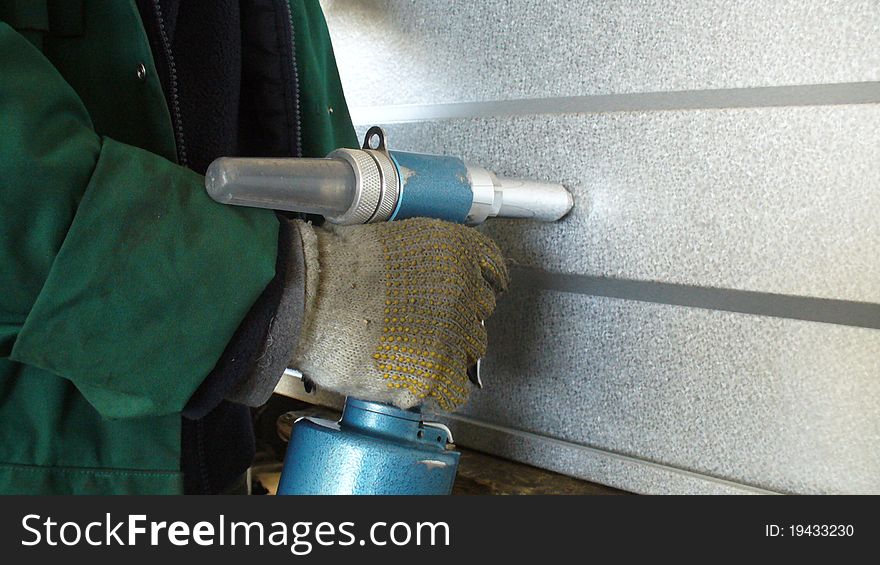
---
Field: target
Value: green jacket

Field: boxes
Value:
[0,0,356,494]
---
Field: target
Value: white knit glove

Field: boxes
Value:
[290,218,509,411]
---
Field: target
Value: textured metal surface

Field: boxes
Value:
[513,268,880,331]
[322,0,880,494]
[459,286,880,494]
[322,0,880,106]
[278,398,459,495]
[365,105,880,303]
[441,415,774,495]
[346,83,880,125]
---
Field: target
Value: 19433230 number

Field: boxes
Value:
[789,524,854,537]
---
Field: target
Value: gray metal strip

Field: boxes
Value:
[350,82,880,125]
[514,268,880,330]
[438,413,781,495]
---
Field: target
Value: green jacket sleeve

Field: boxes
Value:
[0,22,279,419]
[291,0,359,155]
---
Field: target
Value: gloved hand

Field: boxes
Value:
[290,218,509,411]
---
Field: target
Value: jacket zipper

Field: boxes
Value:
[281,0,303,157]
[151,0,188,167]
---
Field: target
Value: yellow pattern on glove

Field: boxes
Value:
[291,218,509,411]
[373,220,508,409]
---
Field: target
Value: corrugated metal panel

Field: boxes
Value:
[468,285,880,494]
[366,107,880,303]
[320,0,880,493]
[323,0,880,106]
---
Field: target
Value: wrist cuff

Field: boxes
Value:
[226,220,307,406]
